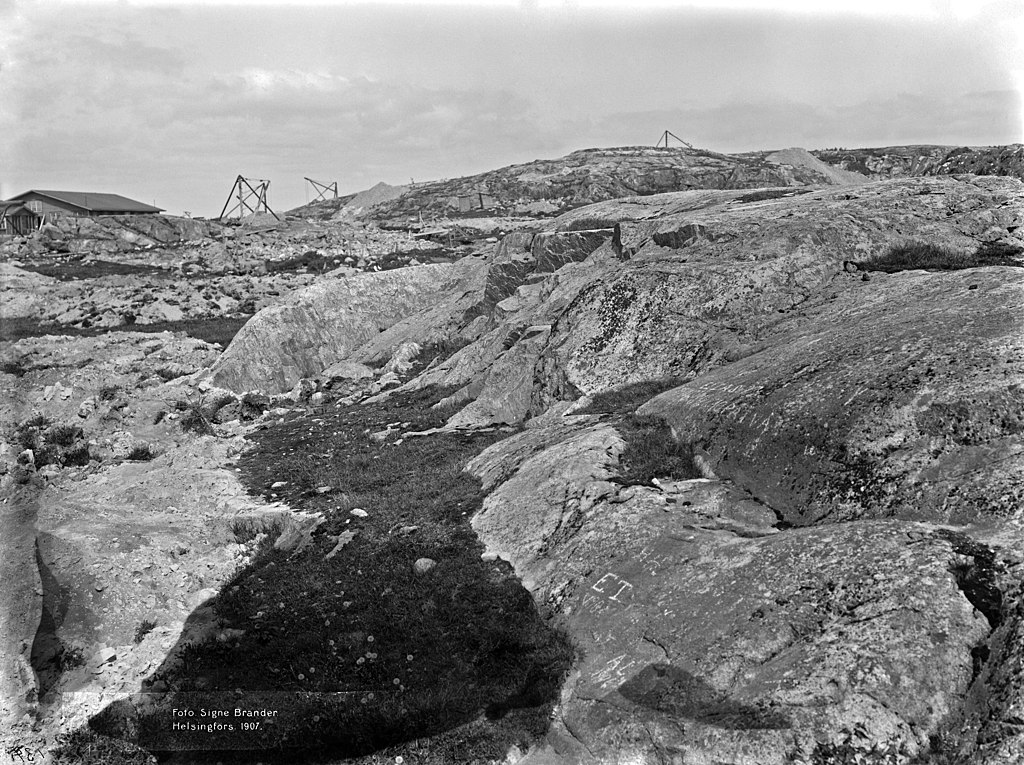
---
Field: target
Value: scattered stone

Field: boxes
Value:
[350,508,368,518]
[413,558,437,575]
[325,531,357,560]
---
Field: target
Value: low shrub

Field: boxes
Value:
[179,405,214,436]
[126,444,156,461]
[98,384,121,401]
[46,423,84,446]
[60,442,92,467]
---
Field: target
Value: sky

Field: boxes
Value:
[0,0,1022,217]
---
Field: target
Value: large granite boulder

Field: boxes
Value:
[207,262,471,393]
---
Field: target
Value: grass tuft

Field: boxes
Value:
[126,444,156,461]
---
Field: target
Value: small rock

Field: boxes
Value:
[350,508,368,518]
[843,260,859,272]
[316,486,334,494]
[271,481,288,489]
[413,558,437,575]
[481,552,499,562]
[310,391,327,406]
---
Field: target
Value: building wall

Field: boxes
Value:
[17,193,85,217]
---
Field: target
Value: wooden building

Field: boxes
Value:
[4,190,163,218]
[0,202,40,235]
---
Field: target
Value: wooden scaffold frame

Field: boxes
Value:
[218,176,280,220]
[655,130,694,150]
[304,177,338,203]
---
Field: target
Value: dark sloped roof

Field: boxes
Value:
[8,190,163,213]
[0,201,35,214]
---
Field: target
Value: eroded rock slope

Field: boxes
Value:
[199,173,1024,762]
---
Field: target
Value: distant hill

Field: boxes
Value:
[367,145,871,225]
[293,143,1024,228]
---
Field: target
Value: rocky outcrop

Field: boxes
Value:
[370,145,870,223]
[207,262,473,392]
[813,144,1024,183]
[397,176,1021,430]
[640,267,1024,526]
[466,421,1000,763]
[445,174,1024,762]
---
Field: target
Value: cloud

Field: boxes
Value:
[581,89,1022,152]
[3,1,1020,214]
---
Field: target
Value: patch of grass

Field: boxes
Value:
[735,188,812,204]
[116,386,575,761]
[410,337,472,374]
[264,250,341,275]
[561,216,617,232]
[18,259,166,281]
[615,414,701,485]
[858,240,1024,273]
[229,516,284,545]
[574,380,701,485]
[577,377,681,415]
[0,315,252,347]
[133,620,157,644]
[155,365,187,381]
